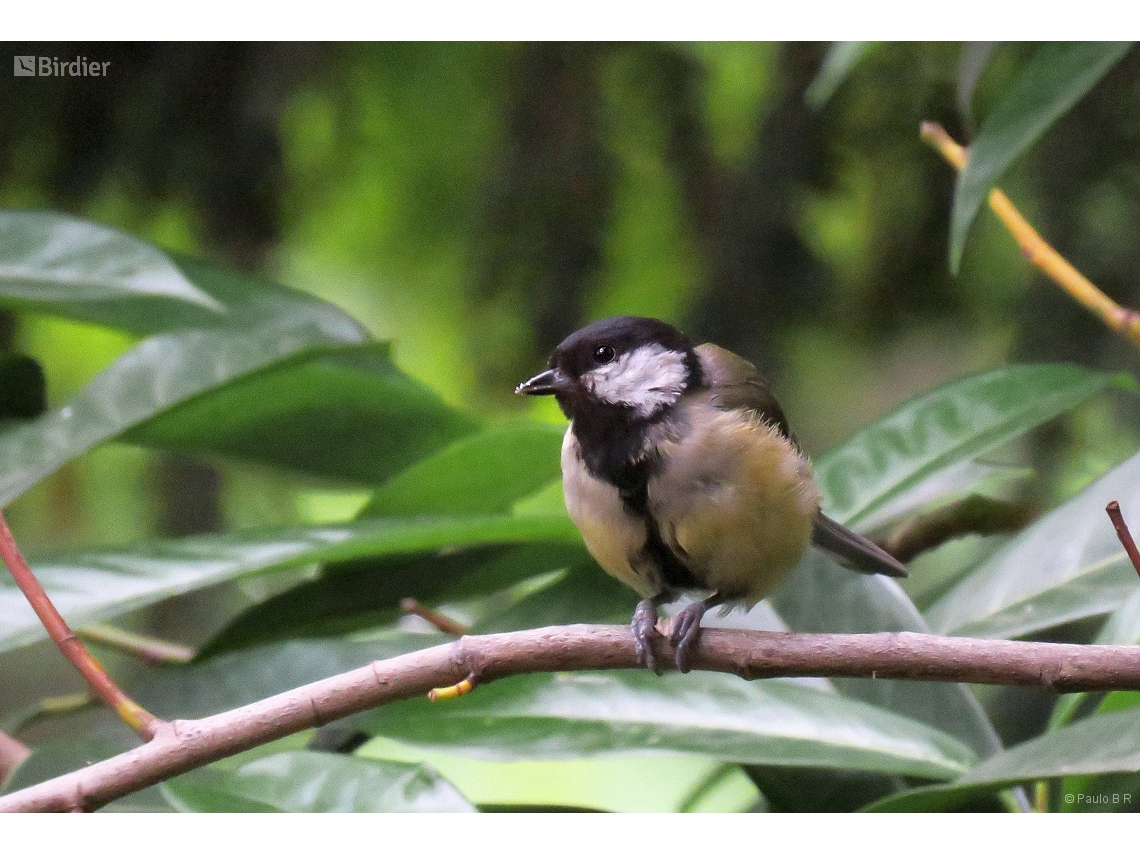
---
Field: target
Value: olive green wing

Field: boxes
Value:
[695,343,795,444]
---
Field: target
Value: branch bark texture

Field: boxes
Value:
[4,624,1140,812]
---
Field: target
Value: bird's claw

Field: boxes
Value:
[670,601,707,673]
[632,599,663,674]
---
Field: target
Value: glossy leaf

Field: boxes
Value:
[865,705,1140,812]
[771,552,1002,759]
[362,422,565,516]
[161,752,473,812]
[1050,588,1140,729]
[949,42,1131,271]
[357,670,976,780]
[125,343,478,484]
[202,542,589,655]
[0,514,579,653]
[815,364,1130,530]
[0,214,364,339]
[926,450,1140,639]
[0,210,221,313]
[0,336,355,507]
[136,635,438,720]
[956,42,997,123]
[805,42,878,108]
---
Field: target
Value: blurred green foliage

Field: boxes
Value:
[2,42,1140,812]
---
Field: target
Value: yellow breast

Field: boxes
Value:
[648,405,821,602]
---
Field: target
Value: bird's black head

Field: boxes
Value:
[515,316,703,422]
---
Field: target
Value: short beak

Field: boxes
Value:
[515,368,572,396]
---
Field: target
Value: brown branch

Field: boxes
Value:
[0,731,31,785]
[1106,501,1140,579]
[920,121,1140,351]
[0,510,161,739]
[5,624,1140,812]
[883,495,1038,563]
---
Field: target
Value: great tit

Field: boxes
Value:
[516,315,907,673]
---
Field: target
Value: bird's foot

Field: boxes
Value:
[669,600,708,673]
[632,598,663,674]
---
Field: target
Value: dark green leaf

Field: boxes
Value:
[1049,589,1140,729]
[362,422,565,515]
[126,343,479,484]
[926,450,1140,639]
[815,364,1130,530]
[805,42,878,108]
[745,766,906,812]
[357,671,976,780]
[771,552,1002,759]
[137,636,438,720]
[470,563,640,633]
[203,542,588,655]
[0,514,580,653]
[161,752,474,812]
[865,705,1140,811]
[949,42,1131,271]
[0,353,46,420]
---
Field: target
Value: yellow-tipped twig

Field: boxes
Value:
[920,121,1140,351]
[0,510,162,740]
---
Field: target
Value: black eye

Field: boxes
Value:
[593,345,615,364]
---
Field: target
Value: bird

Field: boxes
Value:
[515,315,907,673]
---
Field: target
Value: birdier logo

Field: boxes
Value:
[13,55,111,77]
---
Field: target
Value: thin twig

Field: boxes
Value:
[77,624,195,665]
[1106,501,1140,579]
[399,598,470,635]
[5,624,1140,812]
[0,510,161,739]
[920,121,1140,351]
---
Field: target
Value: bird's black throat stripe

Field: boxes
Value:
[572,414,701,592]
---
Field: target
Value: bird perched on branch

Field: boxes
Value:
[516,316,907,673]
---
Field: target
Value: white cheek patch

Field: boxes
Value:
[584,343,689,417]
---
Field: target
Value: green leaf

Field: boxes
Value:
[1049,588,1140,729]
[770,553,1002,759]
[0,210,222,313]
[865,705,1140,812]
[362,422,565,516]
[815,364,1130,530]
[925,449,1140,639]
[0,229,382,504]
[137,636,439,720]
[0,514,579,653]
[470,563,640,634]
[125,343,479,484]
[805,42,878,108]
[161,752,474,812]
[201,542,588,654]
[357,671,976,780]
[0,336,354,507]
[948,42,1131,271]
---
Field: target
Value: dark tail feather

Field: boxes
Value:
[811,512,908,578]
